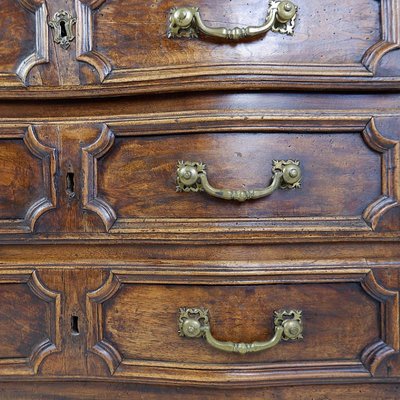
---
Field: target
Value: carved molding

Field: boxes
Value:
[86,267,399,383]
[0,0,398,95]
[86,272,122,374]
[80,116,397,237]
[75,0,112,82]
[362,0,400,72]
[23,126,58,231]
[362,118,400,230]
[16,0,49,84]
[360,271,399,375]
[82,125,117,231]
[0,125,57,234]
[0,270,61,375]
[100,0,400,86]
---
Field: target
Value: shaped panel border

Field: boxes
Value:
[86,265,399,386]
[0,269,61,376]
[75,0,112,82]
[74,0,400,92]
[16,0,49,85]
[81,116,400,239]
[0,125,57,234]
[362,118,400,230]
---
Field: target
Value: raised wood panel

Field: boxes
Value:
[52,0,400,93]
[95,0,382,68]
[0,0,399,97]
[0,125,57,234]
[0,270,61,376]
[80,117,400,240]
[0,0,48,87]
[86,266,399,386]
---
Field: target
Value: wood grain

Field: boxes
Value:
[0,2,399,394]
[0,382,399,400]
[83,267,399,385]
[0,0,399,96]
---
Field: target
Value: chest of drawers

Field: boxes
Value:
[1,0,400,399]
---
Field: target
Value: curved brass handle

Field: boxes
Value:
[168,1,297,40]
[176,159,301,202]
[179,308,303,354]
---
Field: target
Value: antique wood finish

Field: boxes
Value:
[0,270,61,376]
[85,266,398,385]
[0,0,400,398]
[0,0,400,97]
[0,98,399,241]
[0,382,400,400]
[82,118,397,236]
[0,125,57,234]
[0,0,48,87]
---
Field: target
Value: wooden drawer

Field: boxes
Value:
[1,0,400,97]
[0,112,399,240]
[86,264,400,386]
[80,115,400,240]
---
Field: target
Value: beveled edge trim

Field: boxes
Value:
[85,267,399,384]
[84,116,392,234]
[16,1,49,84]
[362,118,400,230]
[0,270,61,376]
[0,125,57,234]
[360,271,400,375]
[82,125,117,231]
[362,0,400,72]
[23,126,58,232]
[86,272,122,374]
[75,0,112,82]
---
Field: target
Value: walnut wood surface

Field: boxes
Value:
[0,382,399,400]
[1,95,399,241]
[97,131,380,218]
[102,281,379,363]
[0,137,43,219]
[0,3,400,395]
[0,1,36,74]
[0,0,400,97]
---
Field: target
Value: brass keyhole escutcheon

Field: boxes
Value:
[49,10,77,50]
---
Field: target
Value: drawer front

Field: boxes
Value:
[86,264,400,385]
[88,0,399,92]
[81,115,400,240]
[0,270,61,376]
[0,115,398,241]
[1,0,400,97]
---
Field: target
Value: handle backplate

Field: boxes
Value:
[178,308,303,354]
[168,0,298,40]
[176,159,301,202]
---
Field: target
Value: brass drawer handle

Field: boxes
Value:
[179,308,303,354]
[176,159,301,202]
[168,1,297,40]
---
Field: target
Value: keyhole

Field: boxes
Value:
[66,172,75,198]
[60,20,67,38]
[71,315,79,335]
